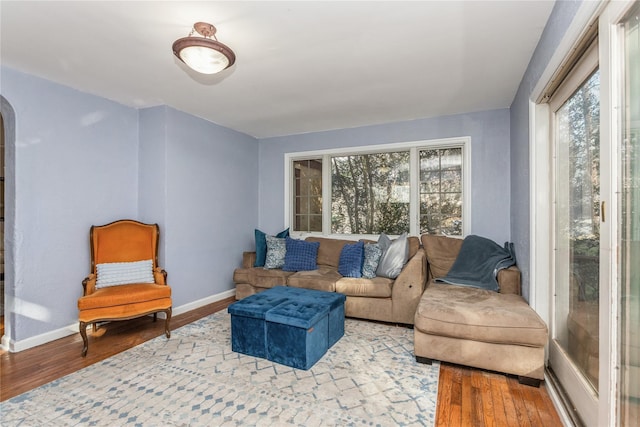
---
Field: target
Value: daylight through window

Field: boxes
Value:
[288,138,469,237]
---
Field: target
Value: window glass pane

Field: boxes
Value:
[331,152,410,234]
[420,171,440,192]
[442,170,462,193]
[441,148,462,170]
[554,69,600,392]
[293,159,322,232]
[420,150,439,171]
[421,193,440,211]
[309,215,322,232]
[419,147,463,235]
[421,214,442,234]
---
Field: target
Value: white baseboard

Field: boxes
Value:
[1,322,79,353]
[172,288,235,317]
[0,288,236,353]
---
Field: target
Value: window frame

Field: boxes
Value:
[284,137,471,239]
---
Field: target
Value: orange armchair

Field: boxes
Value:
[77,219,172,356]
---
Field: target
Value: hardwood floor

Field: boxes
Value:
[436,363,562,426]
[0,298,563,426]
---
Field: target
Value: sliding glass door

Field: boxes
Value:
[535,2,640,424]
[549,41,602,423]
[619,3,640,424]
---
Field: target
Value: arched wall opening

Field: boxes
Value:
[1,95,16,350]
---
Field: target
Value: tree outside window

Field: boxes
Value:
[419,148,463,236]
[289,138,468,236]
[331,152,409,234]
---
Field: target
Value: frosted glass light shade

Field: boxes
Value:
[178,45,230,74]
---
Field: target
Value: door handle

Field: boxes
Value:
[601,201,605,223]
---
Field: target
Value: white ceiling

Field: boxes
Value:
[0,1,555,139]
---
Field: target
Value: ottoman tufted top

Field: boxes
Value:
[227,293,289,319]
[265,301,330,329]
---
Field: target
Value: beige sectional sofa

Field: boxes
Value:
[234,232,548,385]
[233,236,426,325]
[414,235,548,385]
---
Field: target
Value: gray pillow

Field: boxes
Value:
[264,235,286,269]
[376,233,409,279]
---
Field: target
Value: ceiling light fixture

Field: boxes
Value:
[172,22,236,74]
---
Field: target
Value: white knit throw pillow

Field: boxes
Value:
[96,259,154,289]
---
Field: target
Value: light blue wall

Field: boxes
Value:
[1,67,260,346]
[1,67,139,341]
[161,106,258,305]
[138,107,169,263]
[509,0,583,301]
[258,109,512,245]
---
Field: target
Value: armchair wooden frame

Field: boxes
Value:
[77,219,172,357]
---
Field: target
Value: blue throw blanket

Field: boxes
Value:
[435,235,516,291]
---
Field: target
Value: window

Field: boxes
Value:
[286,138,470,237]
[293,159,322,232]
[419,148,463,235]
[331,152,409,234]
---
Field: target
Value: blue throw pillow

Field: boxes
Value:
[338,241,364,278]
[254,228,289,267]
[283,237,319,271]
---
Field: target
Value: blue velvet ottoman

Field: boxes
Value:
[267,286,345,347]
[227,292,288,358]
[265,301,330,370]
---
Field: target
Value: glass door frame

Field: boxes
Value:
[530,1,637,425]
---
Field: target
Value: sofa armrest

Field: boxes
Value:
[498,266,521,295]
[242,252,257,268]
[391,248,428,324]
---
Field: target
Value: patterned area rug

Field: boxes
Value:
[1,311,440,426]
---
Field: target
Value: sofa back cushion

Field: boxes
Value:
[305,237,351,268]
[421,234,464,279]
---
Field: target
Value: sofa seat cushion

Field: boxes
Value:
[335,277,393,298]
[287,266,342,292]
[78,283,171,311]
[233,267,294,288]
[415,282,547,347]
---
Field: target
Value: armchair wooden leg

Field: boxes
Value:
[164,308,172,339]
[153,312,157,322]
[80,321,89,357]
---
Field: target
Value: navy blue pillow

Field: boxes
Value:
[338,241,365,278]
[282,237,319,271]
[254,228,289,267]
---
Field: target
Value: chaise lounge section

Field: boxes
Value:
[414,235,548,385]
